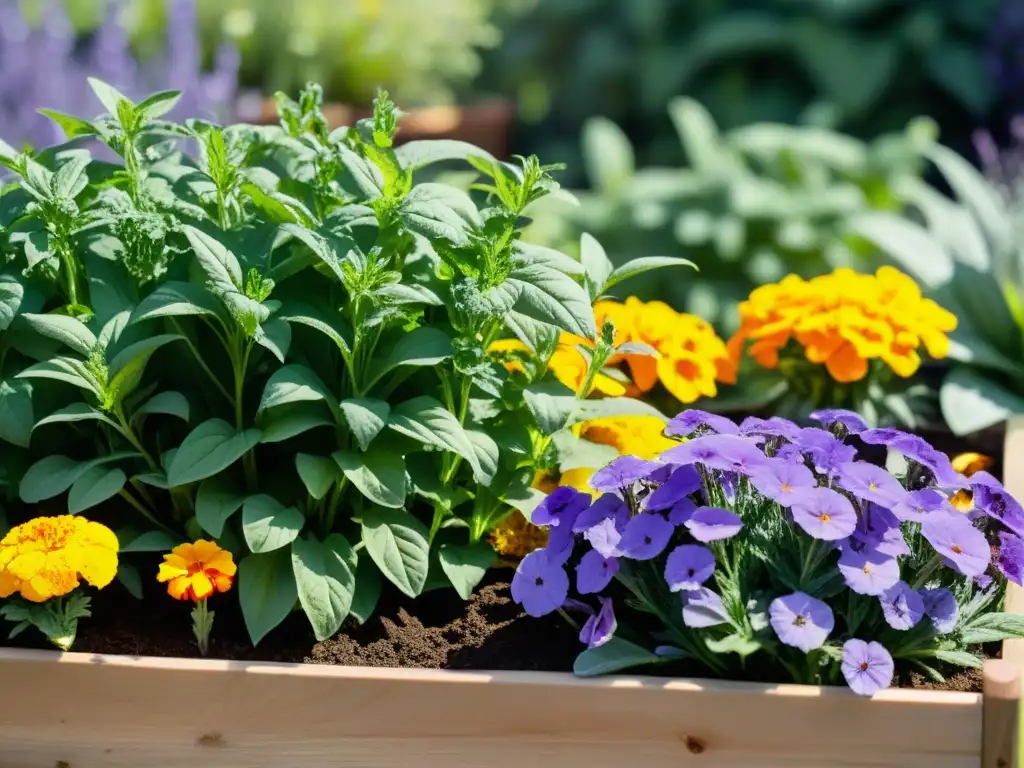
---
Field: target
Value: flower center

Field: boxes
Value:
[862,565,871,574]
[952,544,962,555]
[781,482,792,493]
[868,482,877,491]
[819,513,831,523]
[859,662,869,672]
[534,577,544,586]
[793,615,807,627]
[644,536,652,545]
[686,568,695,577]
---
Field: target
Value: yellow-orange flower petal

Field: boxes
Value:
[157,539,236,603]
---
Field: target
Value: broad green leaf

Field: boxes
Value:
[20,452,138,504]
[34,403,120,432]
[961,612,1024,644]
[602,256,697,296]
[465,429,499,485]
[120,530,179,553]
[0,273,25,331]
[20,313,97,356]
[134,472,170,489]
[0,379,34,448]
[137,90,182,121]
[573,638,663,677]
[117,563,143,599]
[16,357,102,396]
[365,326,453,387]
[258,364,336,415]
[53,155,90,199]
[580,233,614,300]
[108,334,184,394]
[438,542,495,600]
[846,213,952,288]
[135,391,189,422]
[166,418,262,487]
[88,77,132,115]
[581,116,634,193]
[395,139,496,171]
[291,533,356,641]
[515,242,585,276]
[256,317,292,363]
[258,405,334,443]
[387,396,486,482]
[333,450,407,508]
[195,476,246,538]
[361,506,430,598]
[505,263,596,339]
[337,144,384,200]
[182,225,243,292]
[399,183,479,246]
[240,549,298,645]
[296,454,338,500]
[276,301,352,355]
[68,466,126,514]
[349,556,382,624]
[339,398,389,450]
[668,97,728,173]
[242,494,305,553]
[277,223,346,282]
[131,281,224,324]
[940,368,1024,436]
[523,380,578,434]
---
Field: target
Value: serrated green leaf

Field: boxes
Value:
[961,612,1024,644]
[88,77,132,116]
[360,506,430,598]
[399,183,479,246]
[242,494,305,553]
[182,225,243,293]
[505,263,596,339]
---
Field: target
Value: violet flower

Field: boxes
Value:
[836,461,908,508]
[532,486,590,528]
[644,466,701,511]
[618,513,674,559]
[837,547,900,596]
[661,434,767,475]
[879,582,925,630]
[849,503,910,557]
[792,428,857,476]
[511,550,569,617]
[545,523,575,566]
[583,518,623,559]
[921,511,991,577]
[858,429,961,487]
[997,532,1024,585]
[841,640,894,696]
[789,487,858,541]
[579,597,617,648]
[667,497,697,525]
[889,488,952,523]
[809,408,868,434]
[685,506,744,542]
[747,457,817,505]
[589,455,659,493]
[920,588,958,634]
[576,549,619,594]
[973,480,1024,537]
[572,494,628,534]
[769,592,834,652]
[664,544,716,591]
[739,416,801,440]
[682,588,731,628]
[665,409,739,437]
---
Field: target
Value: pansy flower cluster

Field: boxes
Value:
[511,408,1024,695]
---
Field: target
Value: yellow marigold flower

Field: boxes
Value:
[726,266,956,384]
[952,453,993,478]
[0,515,118,602]
[578,415,676,460]
[490,511,548,558]
[489,335,626,396]
[157,540,236,603]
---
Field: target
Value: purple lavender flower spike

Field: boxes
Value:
[661,434,767,475]
[889,488,952,523]
[511,550,569,617]
[879,582,925,630]
[809,408,868,434]
[682,588,731,628]
[921,511,991,577]
[769,592,834,652]
[920,588,958,634]
[579,597,617,648]
[747,457,817,505]
[664,544,716,591]
[685,506,744,542]
[789,487,858,541]
[665,409,739,437]
[584,517,624,559]
[573,494,628,533]
[645,466,702,511]
[576,549,619,594]
[668,497,697,525]
[589,455,659,493]
[837,547,900,596]
[842,640,894,696]
[532,486,590,528]
[618,513,674,559]
[973,481,1024,537]
[997,532,1024,586]
[836,461,908,508]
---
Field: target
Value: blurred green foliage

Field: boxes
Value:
[483,0,1000,184]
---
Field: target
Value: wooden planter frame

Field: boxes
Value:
[1,421,1023,768]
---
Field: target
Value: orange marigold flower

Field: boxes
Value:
[157,540,236,602]
[725,267,957,383]
[0,515,118,602]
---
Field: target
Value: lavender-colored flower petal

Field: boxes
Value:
[511,550,569,617]
[921,511,991,577]
[573,494,629,533]
[661,434,767,474]
[589,455,659,492]
[685,506,744,542]
[849,503,910,558]
[973,481,1024,537]
[532,486,591,528]
[747,457,817,504]
[576,549,619,594]
[665,409,739,437]
[545,524,576,566]
[618,513,674,560]
[579,597,617,648]
[860,429,961,486]
[739,416,801,440]
[718,470,741,502]
[769,592,834,652]
[842,639,894,696]
[789,487,858,541]
[668,497,697,525]
[836,461,908,508]
[889,488,952,523]
[584,517,623,559]
[682,588,731,628]
[645,466,702,511]
[879,581,925,630]
[920,587,958,634]
[997,532,1024,586]
[664,544,716,591]
[837,547,900,596]
[809,409,868,434]
[792,428,857,475]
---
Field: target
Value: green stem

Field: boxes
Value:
[114,406,158,471]
[171,320,233,405]
[191,598,214,656]
[117,489,176,534]
[234,342,256,490]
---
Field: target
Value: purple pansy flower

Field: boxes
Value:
[579,597,617,648]
[618,513,674,559]
[769,592,834,652]
[793,428,857,475]
[584,517,624,558]
[589,455,659,493]
[921,511,991,577]
[747,457,817,504]
[662,434,767,475]
[997,532,1024,586]
[665,409,739,437]
[837,547,900,596]
[668,497,697,525]
[920,588,958,634]
[889,488,952,523]
[858,429,961,487]
[645,464,674,484]
[645,465,702,511]
[739,416,801,440]
[789,487,858,541]
[879,581,925,630]
[533,486,591,528]
[576,549,619,594]
[842,640,894,696]
[809,408,868,434]
[849,503,910,558]
[511,549,569,617]
[973,481,1024,537]
[664,544,716,591]
[573,494,629,533]
[836,461,907,507]
[685,506,744,542]
[682,588,731,628]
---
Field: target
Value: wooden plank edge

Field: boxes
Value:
[0,646,980,705]
[1002,415,1024,664]
[983,659,1021,768]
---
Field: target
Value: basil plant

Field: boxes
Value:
[0,81,687,645]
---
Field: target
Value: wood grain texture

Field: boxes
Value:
[0,649,981,768]
[982,660,1020,768]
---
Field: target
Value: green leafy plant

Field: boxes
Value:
[0,80,688,646]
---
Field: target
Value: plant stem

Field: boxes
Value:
[117,489,176,534]
[191,598,214,656]
[171,320,233,405]
[234,341,257,490]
